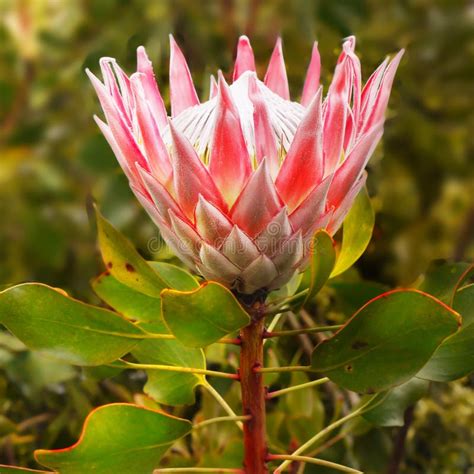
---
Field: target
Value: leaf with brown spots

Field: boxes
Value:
[95,206,168,298]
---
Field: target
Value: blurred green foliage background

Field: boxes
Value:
[0,0,472,472]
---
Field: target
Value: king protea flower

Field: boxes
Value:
[87,35,403,295]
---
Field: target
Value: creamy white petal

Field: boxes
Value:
[162,73,305,158]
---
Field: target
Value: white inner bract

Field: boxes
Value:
[162,71,305,162]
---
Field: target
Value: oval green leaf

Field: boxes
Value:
[148,262,199,291]
[161,282,250,347]
[330,280,388,317]
[95,206,168,297]
[418,260,474,305]
[92,272,162,323]
[132,322,206,405]
[35,403,191,474]
[362,378,428,427]
[311,289,460,393]
[331,186,375,278]
[302,230,336,306]
[92,263,198,323]
[418,284,474,381]
[0,283,144,366]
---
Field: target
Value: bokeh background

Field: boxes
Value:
[0,0,473,472]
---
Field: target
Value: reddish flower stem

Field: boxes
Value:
[239,316,268,473]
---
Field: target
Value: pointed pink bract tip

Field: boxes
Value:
[169,34,200,116]
[216,70,234,107]
[264,36,290,100]
[343,35,356,50]
[233,35,256,81]
[238,34,251,46]
[301,41,321,107]
[136,45,149,64]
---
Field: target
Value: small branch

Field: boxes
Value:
[154,469,244,473]
[141,332,241,345]
[266,378,329,399]
[219,337,242,345]
[265,290,309,315]
[266,325,342,338]
[268,454,362,474]
[305,432,346,457]
[264,307,291,317]
[255,365,311,374]
[204,382,244,430]
[139,333,176,340]
[263,312,285,346]
[112,360,239,380]
[193,415,251,430]
[287,312,314,357]
[275,394,381,472]
[16,413,52,432]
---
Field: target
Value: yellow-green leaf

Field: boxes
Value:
[303,230,336,306]
[95,207,168,297]
[331,186,375,277]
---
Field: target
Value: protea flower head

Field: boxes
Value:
[87,35,403,295]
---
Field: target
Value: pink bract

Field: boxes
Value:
[88,35,403,295]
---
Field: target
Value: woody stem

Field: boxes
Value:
[240,315,268,473]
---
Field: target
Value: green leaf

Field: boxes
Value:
[0,466,54,473]
[148,262,199,291]
[418,284,474,381]
[311,289,460,392]
[418,260,474,305]
[35,403,191,474]
[161,282,250,347]
[456,283,474,326]
[92,263,198,323]
[302,230,336,306]
[95,206,168,297]
[331,186,375,277]
[362,378,428,427]
[330,280,388,317]
[0,283,144,366]
[82,365,123,381]
[92,272,162,323]
[132,321,205,405]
